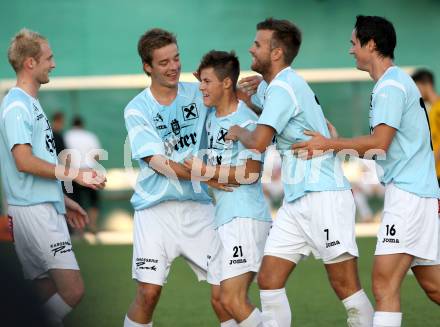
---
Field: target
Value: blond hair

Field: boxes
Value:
[8,28,47,72]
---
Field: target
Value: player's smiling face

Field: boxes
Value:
[199,67,224,108]
[146,43,181,87]
[249,30,273,75]
[33,41,55,85]
[349,29,370,72]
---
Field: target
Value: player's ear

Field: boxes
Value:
[271,47,283,62]
[366,39,376,53]
[143,62,152,75]
[23,57,35,70]
[223,77,233,90]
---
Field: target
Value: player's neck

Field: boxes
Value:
[215,94,238,117]
[369,57,394,82]
[150,81,178,106]
[16,73,40,98]
[263,64,289,84]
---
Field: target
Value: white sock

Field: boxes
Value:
[221,319,239,327]
[43,293,72,326]
[239,308,263,327]
[373,311,402,327]
[342,289,374,327]
[124,315,152,327]
[260,288,291,327]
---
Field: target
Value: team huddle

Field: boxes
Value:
[0,15,439,327]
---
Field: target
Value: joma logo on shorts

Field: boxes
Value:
[229,259,247,265]
[382,238,400,243]
[326,240,340,248]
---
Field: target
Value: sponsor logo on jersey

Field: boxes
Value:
[182,103,199,121]
[216,128,228,145]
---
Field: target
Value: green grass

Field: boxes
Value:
[2,238,439,326]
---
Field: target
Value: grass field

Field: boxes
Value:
[2,237,439,326]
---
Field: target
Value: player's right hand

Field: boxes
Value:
[74,168,107,190]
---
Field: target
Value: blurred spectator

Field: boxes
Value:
[51,111,66,156]
[412,69,440,185]
[64,116,102,236]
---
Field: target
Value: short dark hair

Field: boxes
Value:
[137,28,177,75]
[354,15,396,59]
[197,50,240,91]
[256,18,302,65]
[72,116,83,128]
[412,69,435,86]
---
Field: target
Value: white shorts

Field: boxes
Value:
[208,218,271,284]
[264,190,359,264]
[8,203,79,280]
[132,200,219,285]
[376,184,439,263]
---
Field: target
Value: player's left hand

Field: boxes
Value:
[292,130,330,160]
[225,125,243,141]
[238,75,262,96]
[64,196,89,229]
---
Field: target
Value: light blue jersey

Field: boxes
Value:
[254,67,350,202]
[206,101,271,228]
[0,87,65,214]
[369,66,439,198]
[124,82,212,210]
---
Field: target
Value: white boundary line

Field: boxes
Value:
[0,67,416,92]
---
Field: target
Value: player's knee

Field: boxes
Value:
[60,281,85,307]
[137,285,161,308]
[210,292,224,313]
[328,276,358,299]
[219,291,241,315]
[372,275,399,302]
[258,270,281,290]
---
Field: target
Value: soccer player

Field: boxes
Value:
[185,50,272,327]
[123,29,234,327]
[0,29,106,326]
[226,18,373,327]
[293,15,440,327]
[412,69,440,186]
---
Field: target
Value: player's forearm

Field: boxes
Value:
[235,129,262,152]
[327,135,387,157]
[15,154,58,179]
[146,155,197,181]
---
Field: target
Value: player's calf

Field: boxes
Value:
[412,265,440,305]
[325,257,373,327]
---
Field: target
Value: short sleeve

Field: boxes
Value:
[250,81,267,109]
[124,107,165,160]
[371,85,405,130]
[3,101,33,151]
[258,82,299,134]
